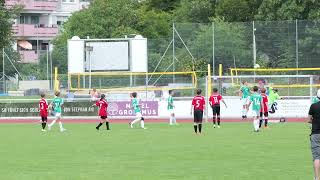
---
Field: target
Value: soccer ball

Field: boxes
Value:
[254,64,260,69]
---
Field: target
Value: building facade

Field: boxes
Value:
[5,0,90,63]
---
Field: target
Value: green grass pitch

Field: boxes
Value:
[0,122,312,180]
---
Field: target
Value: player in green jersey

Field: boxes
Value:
[238,81,251,119]
[48,91,66,132]
[129,92,146,129]
[168,90,177,125]
[247,86,264,132]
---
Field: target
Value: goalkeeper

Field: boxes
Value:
[268,87,281,114]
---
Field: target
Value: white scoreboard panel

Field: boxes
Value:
[68,37,147,73]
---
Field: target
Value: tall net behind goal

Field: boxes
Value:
[68,71,197,92]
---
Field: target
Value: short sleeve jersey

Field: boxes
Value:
[167,96,174,110]
[192,95,205,111]
[250,93,262,111]
[132,98,141,113]
[309,102,320,135]
[209,94,222,106]
[96,99,108,116]
[240,86,250,99]
[260,94,268,112]
[52,97,64,113]
[39,98,48,117]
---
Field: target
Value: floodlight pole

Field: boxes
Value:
[212,22,215,75]
[50,49,53,90]
[86,45,93,89]
[252,21,257,79]
[295,19,299,75]
[172,23,175,83]
[46,45,49,81]
[2,48,5,94]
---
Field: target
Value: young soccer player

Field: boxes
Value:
[48,91,66,132]
[93,94,110,130]
[168,90,177,125]
[191,89,205,134]
[247,86,264,132]
[268,87,281,113]
[238,81,251,120]
[39,93,48,132]
[259,88,269,128]
[209,88,227,128]
[129,92,146,129]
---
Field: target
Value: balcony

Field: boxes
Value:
[19,51,38,63]
[13,24,58,38]
[5,0,58,11]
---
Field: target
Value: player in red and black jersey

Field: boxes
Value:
[191,89,205,134]
[209,88,227,128]
[39,93,48,132]
[92,94,110,130]
[259,88,269,128]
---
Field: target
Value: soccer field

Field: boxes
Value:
[0,122,312,180]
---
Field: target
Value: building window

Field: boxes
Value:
[20,16,25,24]
[31,16,39,25]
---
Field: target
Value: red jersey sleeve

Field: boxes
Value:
[192,98,195,106]
[209,96,213,104]
[96,101,100,107]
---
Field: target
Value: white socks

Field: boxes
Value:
[59,122,64,131]
[253,119,259,131]
[49,120,56,127]
[169,116,177,125]
[140,120,145,128]
[48,120,65,132]
[242,108,247,116]
[131,118,141,125]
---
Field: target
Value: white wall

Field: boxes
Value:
[157,98,311,119]
[68,39,85,73]
[19,80,50,90]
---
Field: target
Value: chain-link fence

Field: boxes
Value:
[148,20,320,76]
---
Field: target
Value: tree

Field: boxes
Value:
[145,0,180,12]
[0,5,21,49]
[215,0,262,22]
[174,0,216,23]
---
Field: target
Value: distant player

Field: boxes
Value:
[238,81,251,120]
[39,93,48,132]
[191,89,205,134]
[129,92,146,129]
[93,94,110,130]
[247,86,264,132]
[168,90,177,125]
[48,91,66,132]
[90,88,100,102]
[209,88,227,128]
[268,87,281,114]
[259,88,269,128]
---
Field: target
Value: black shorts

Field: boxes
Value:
[260,112,268,118]
[211,105,220,115]
[100,116,107,119]
[194,109,203,123]
[41,116,47,122]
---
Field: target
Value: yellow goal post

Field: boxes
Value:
[229,67,320,88]
[68,71,197,92]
